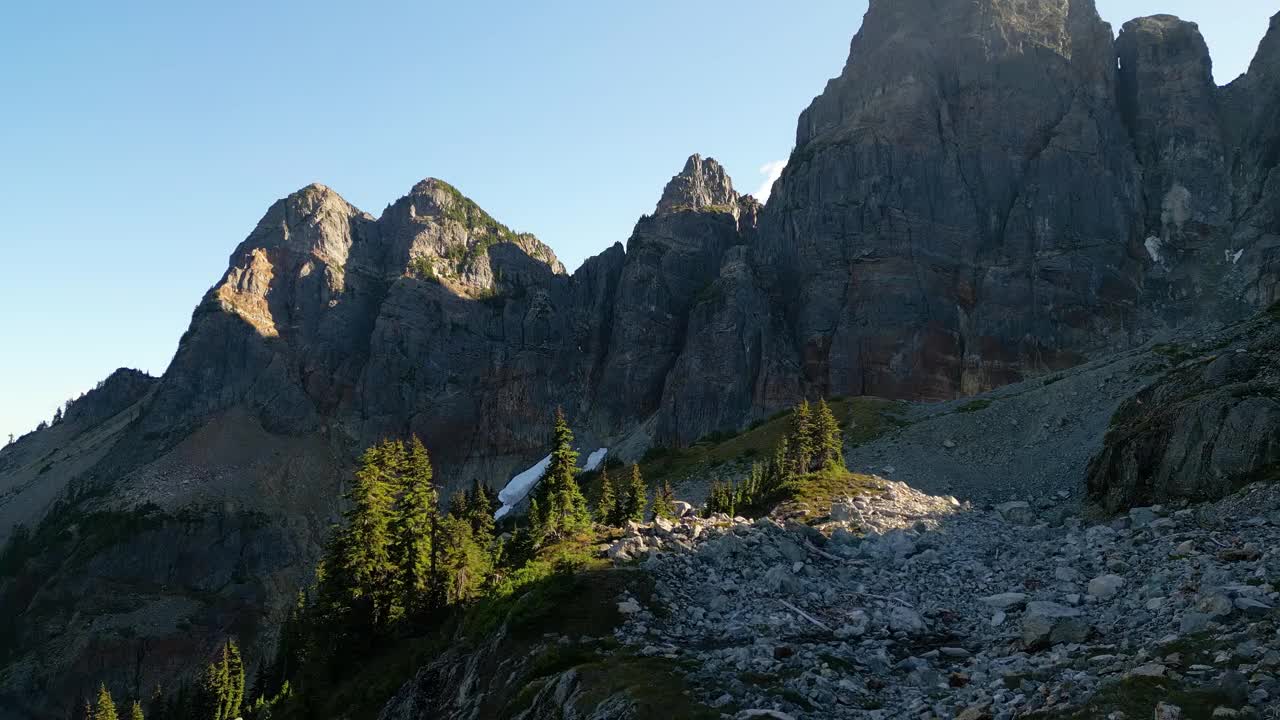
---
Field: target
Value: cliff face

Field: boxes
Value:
[4,4,1280,718]
[761,0,1143,400]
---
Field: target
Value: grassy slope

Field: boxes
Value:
[634,397,905,490]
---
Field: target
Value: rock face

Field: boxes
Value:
[5,3,1280,718]
[761,0,1143,400]
[1087,307,1280,511]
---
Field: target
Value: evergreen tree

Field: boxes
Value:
[82,699,94,720]
[392,438,439,620]
[770,435,793,493]
[595,467,617,525]
[530,409,591,540]
[746,463,764,503]
[652,478,676,519]
[224,641,244,720]
[93,684,118,720]
[146,686,165,720]
[438,514,491,604]
[427,510,445,611]
[199,649,227,720]
[321,440,400,631]
[623,464,648,523]
[447,490,469,521]
[465,478,495,540]
[129,700,144,720]
[812,398,844,470]
[788,400,815,474]
[525,497,546,547]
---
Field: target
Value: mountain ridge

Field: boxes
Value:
[3,3,1280,718]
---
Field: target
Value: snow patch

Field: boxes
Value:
[1228,248,1244,265]
[492,447,609,520]
[494,453,551,520]
[1145,236,1164,264]
[584,447,608,472]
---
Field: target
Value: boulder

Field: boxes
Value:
[1022,602,1090,648]
[996,501,1034,524]
[1087,574,1127,599]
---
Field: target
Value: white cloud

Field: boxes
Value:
[754,160,787,203]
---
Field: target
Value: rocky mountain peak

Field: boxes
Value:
[59,368,156,429]
[655,154,739,215]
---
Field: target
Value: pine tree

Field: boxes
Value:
[392,438,439,620]
[323,440,400,631]
[224,641,244,720]
[438,514,491,604]
[789,400,815,474]
[652,478,676,519]
[202,648,228,720]
[746,463,764,504]
[595,467,617,525]
[465,477,495,540]
[146,686,165,720]
[531,409,591,540]
[93,684,118,720]
[447,490,469,520]
[82,699,94,720]
[427,510,445,611]
[129,700,144,720]
[770,435,793,493]
[812,398,844,471]
[623,464,647,523]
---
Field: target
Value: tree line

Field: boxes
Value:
[86,401,796,718]
[79,640,242,720]
[705,398,843,517]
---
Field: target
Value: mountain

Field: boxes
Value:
[3,1,1279,717]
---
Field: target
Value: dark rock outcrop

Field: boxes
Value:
[760,0,1144,400]
[1087,307,1280,511]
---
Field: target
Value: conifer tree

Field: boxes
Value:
[82,699,94,720]
[224,641,244,720]
[770,435,792,494]
[94,684,119,720]
[465,477,495,539]
[427,510,445,611]
[531,409,591,540]
[392,438,439,619]
[595,467,617,525]
[438,514,491,604]
[652,478,676,519]
[789,400,815,474]
[623,464,647,523]
[147,686,165,720]
[746,463,764,503]
[447,490,469,521]
[129,700,144,720]
[322,440,400,632]
[199,654,226,720]
[812,398,844,470]
[525,497,546,547]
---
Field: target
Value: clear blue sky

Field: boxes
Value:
[0,1,1273,443]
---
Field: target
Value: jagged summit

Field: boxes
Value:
[655,154,739,215]
[6,4,1280,717]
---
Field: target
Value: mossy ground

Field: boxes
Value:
[773,466,883,522]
